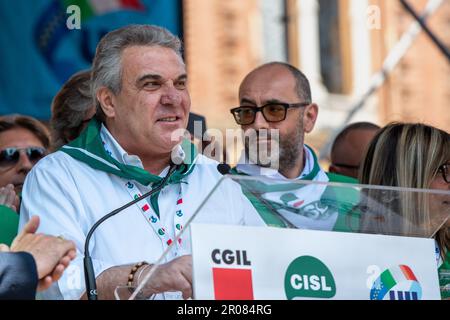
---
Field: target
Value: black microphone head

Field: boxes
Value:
[217,163,231,175]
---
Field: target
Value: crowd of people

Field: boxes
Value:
[0,24,448,300]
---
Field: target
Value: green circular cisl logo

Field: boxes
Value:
[285,256,336,299]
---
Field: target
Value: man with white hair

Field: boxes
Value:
[20,24,261,300]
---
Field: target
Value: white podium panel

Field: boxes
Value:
[191,224,440,300]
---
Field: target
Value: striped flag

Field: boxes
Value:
[0,0,181,119]
[73,0,144,18]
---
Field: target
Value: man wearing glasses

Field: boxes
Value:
[230,62,358,231]
[0,115,48,246]
[0,115,49,197]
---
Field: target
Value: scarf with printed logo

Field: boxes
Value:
[232,146,359,231]
[60,118,197,215]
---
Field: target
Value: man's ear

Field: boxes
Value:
[96,87,116,118]
[303,103,318,133]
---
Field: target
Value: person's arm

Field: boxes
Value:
[10,216,76,291]
[19,160,95,299]
[80,255,192,300]
[0,251,38,300]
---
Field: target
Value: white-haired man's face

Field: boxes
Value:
[98,45,190,159]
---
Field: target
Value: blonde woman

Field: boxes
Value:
[359,122,449,299]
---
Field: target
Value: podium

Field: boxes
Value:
[117,175,449,300]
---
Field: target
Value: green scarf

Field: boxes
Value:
[438,249,450,299]
[61,118,197,216]
[0,205,19,246]
[230,147,360,231]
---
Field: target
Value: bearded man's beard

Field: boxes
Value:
[244,125,303,171]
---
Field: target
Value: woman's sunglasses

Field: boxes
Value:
[0,147,46,168]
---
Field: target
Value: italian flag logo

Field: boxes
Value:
[370,265,422,300]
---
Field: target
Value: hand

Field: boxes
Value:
[0,184,19,212]
[11,216,77,291]
[143,255,192,299]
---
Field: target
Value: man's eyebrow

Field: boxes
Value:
[264,98,285,104]
[240,98,286,105]
[240,98,256,105]
[136,74,162,85]
[136,73,188,85]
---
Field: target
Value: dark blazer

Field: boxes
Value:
[0,252,38,300]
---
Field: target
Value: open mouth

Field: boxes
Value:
[157,116,180,123]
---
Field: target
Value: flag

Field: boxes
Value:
[0,0,181,119]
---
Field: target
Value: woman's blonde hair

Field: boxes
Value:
[359,123,449,255]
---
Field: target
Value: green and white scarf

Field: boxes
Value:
[60,118,197,189]
[233,146,342,230]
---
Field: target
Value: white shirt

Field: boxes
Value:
[19,124,263,300]
[236,145,325,181]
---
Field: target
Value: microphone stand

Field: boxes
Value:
[84,164,178,300]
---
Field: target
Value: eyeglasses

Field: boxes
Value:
[0,147,46,168]
[438,163,449,183]
[230,102,310,125]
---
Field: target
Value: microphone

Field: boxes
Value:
[217,163,231,175]
[84,162,179,300]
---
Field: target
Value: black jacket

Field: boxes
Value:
[0,252,38,300]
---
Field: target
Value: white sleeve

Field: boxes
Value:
[19,162,114,300]
[224,178,266,227]
[241,195,266,226]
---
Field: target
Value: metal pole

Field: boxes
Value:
[399,0,450,62]
[318,0,444,161]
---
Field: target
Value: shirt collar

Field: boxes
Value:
[99,123,144,169]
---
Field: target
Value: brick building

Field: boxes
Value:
[183,0,450,161]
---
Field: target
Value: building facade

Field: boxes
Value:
[183,0,450,161]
